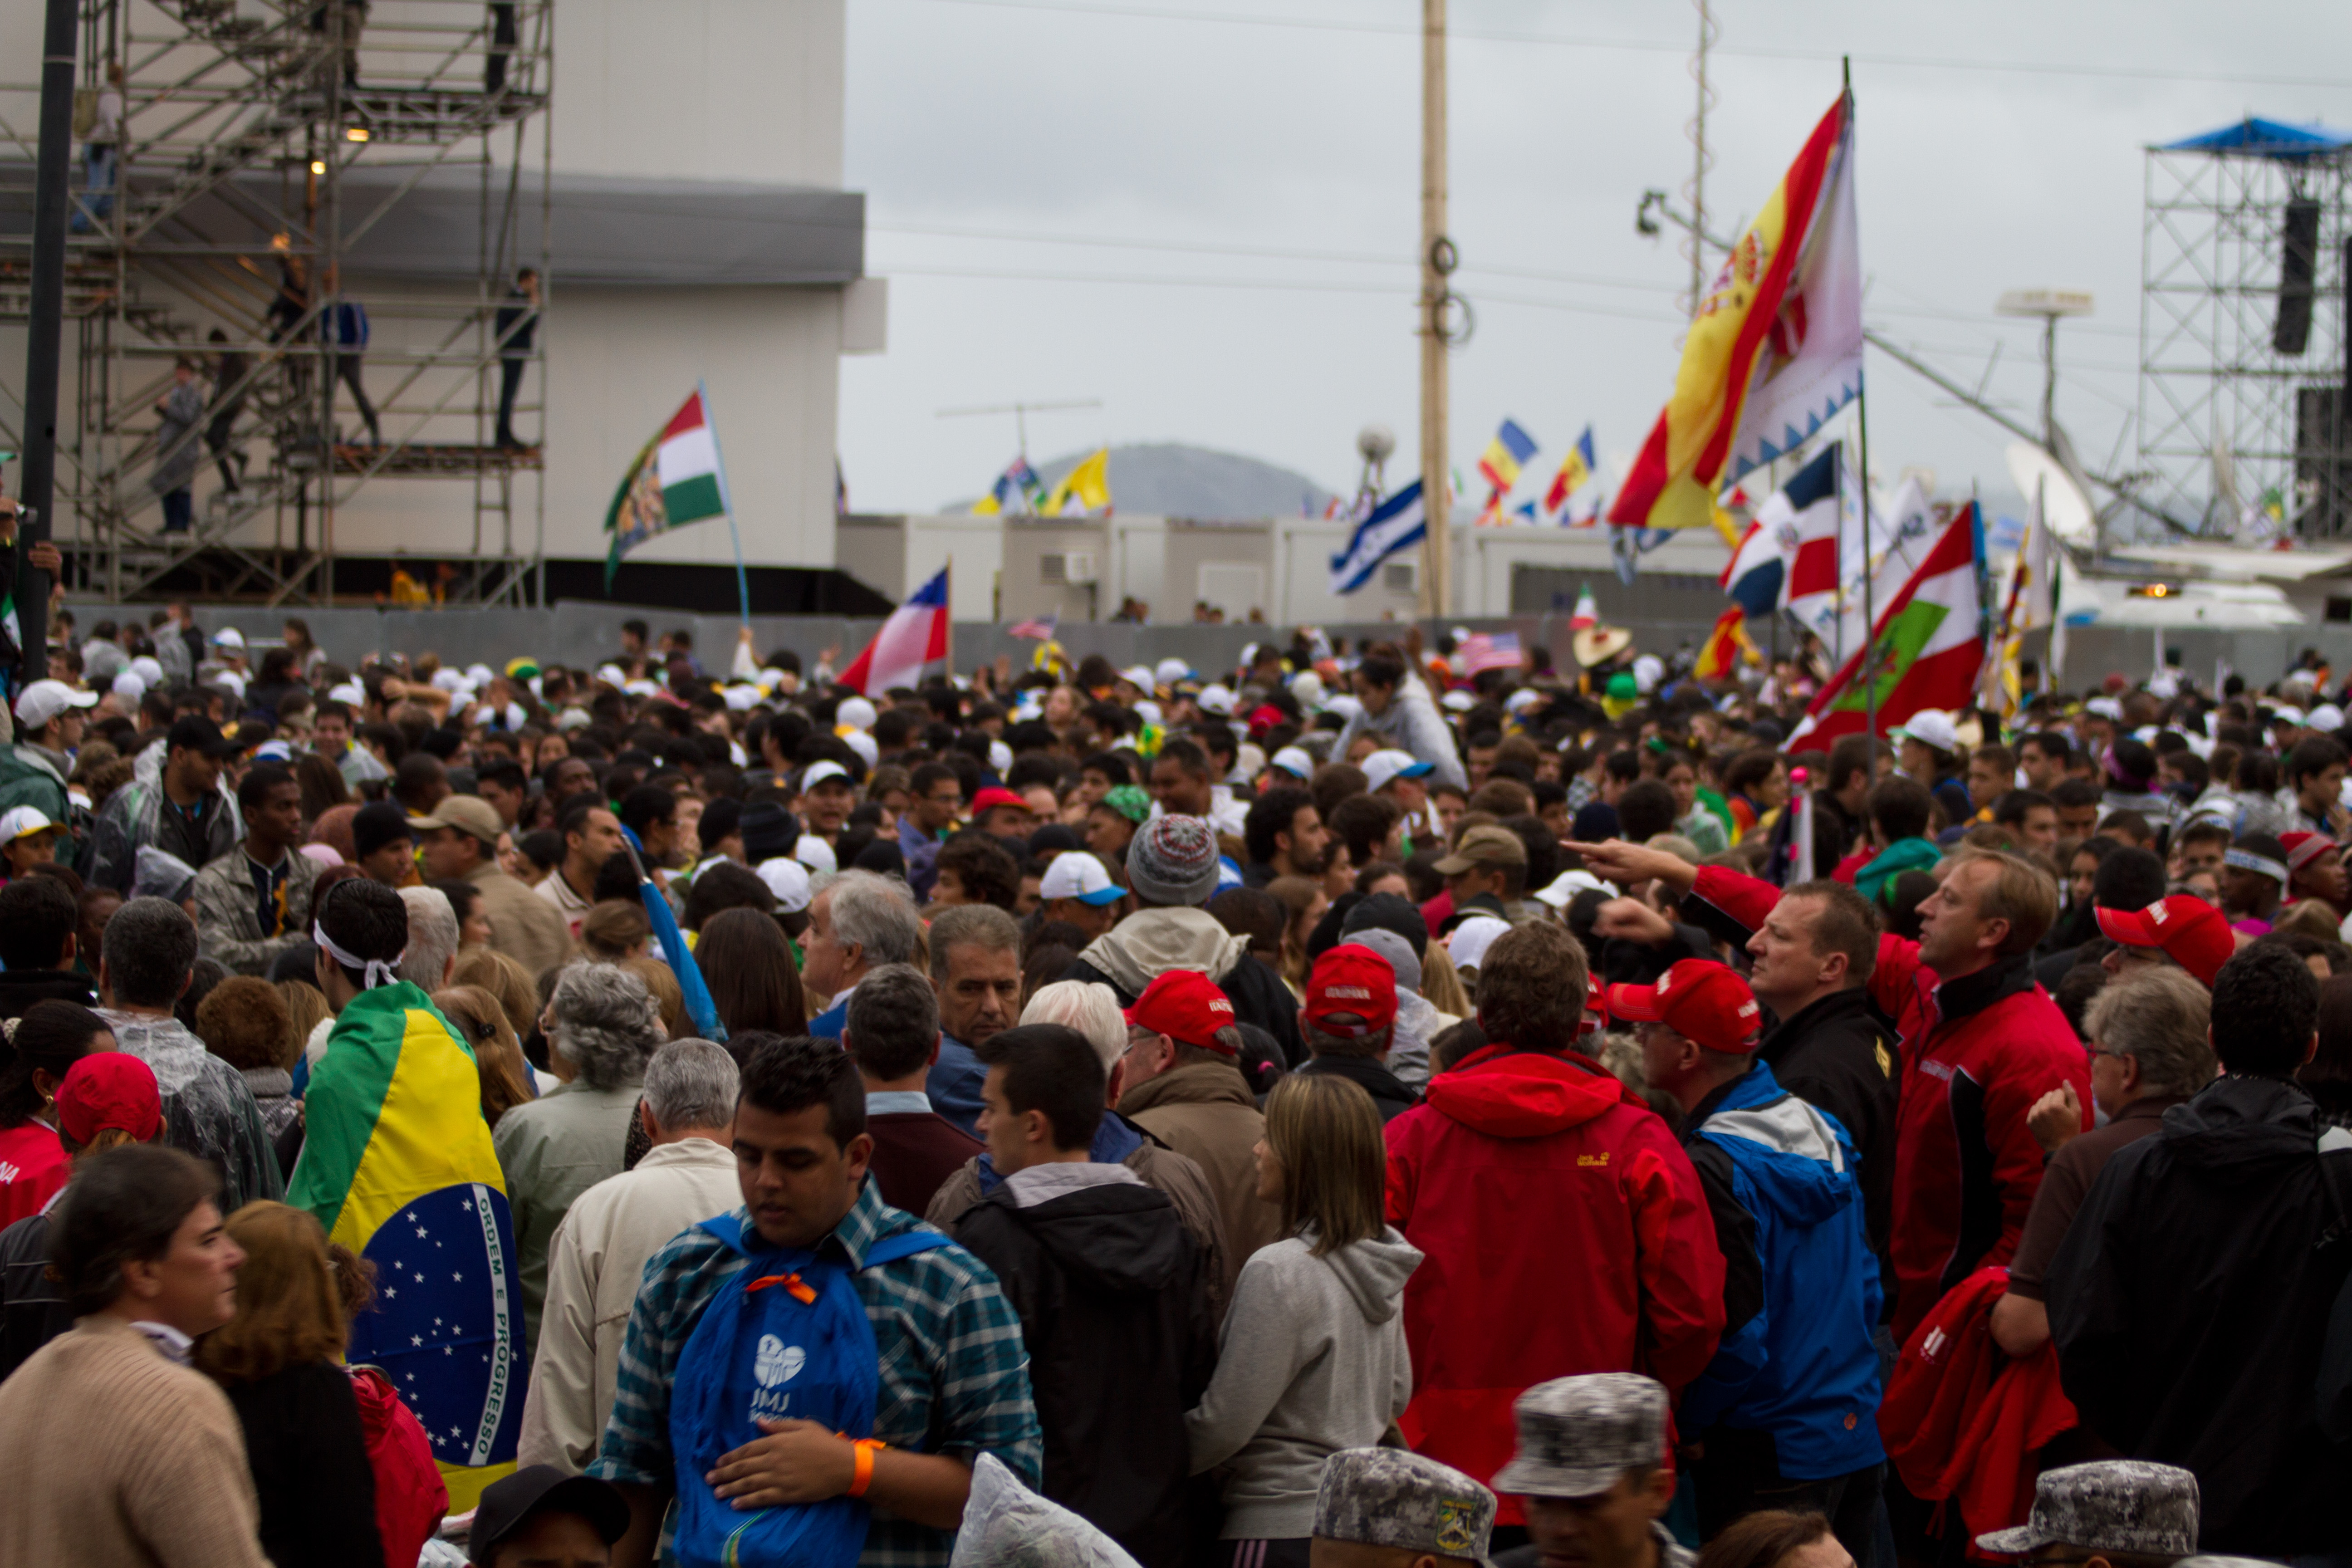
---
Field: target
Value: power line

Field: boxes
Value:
[883,0,2352,91]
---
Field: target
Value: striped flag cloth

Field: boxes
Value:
[603,389,730,586]
[1330,481,1426,594]
[1009,611,1059,640]
[1764,442,1844,623]
[288,983,523,1509]
[838,568,951,694]
[1786,502,1987,750]
[1544,426,1597,512]
[1460,631,1523,675]
[1479,419,1539,492]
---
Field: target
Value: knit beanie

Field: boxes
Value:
[1127,813,1221,906]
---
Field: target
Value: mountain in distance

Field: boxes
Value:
[947,442,1342,520]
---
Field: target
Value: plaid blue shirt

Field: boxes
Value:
[588,1181,1042,1568]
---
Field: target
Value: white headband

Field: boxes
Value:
[314,920,400,990]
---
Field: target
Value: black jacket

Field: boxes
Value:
[0,967,96,1021]
[0,1210,65,1381]
[1296,1052,1420,1122]
[218,1359,387,1568]
[2048,1076,2352,1555]
[1756,986,1900,1261]
[951,1176,1218,1568]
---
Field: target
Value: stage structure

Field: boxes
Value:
[1,0,551,604]
[2138,118,2352,541]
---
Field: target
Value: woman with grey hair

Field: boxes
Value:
[493,962,666,1359]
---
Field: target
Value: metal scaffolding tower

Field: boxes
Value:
[0,0,552,605]
[2137,120,2352,540]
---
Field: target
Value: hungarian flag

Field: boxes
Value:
[1695,605,1753,680]
[1787,502,1986,750]
[1611,93,1863,531]
[838,568,951,694]
[604,387,732,586]
[288,983,523,1508]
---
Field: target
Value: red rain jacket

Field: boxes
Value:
[1385,1044,1725,1523]
[349,1367,448,1568]
[1690,867,2089,1342]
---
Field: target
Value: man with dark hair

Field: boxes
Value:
[1578,835,2086,1342]
[2018,730,2072,795]
[950,1022,1215,1568]
[2050,777,2102,844]
[2221,832,2289,935]
[98,896,283,1210]
[1150,737,1241,834]
[538,797,624,941]
[87,714,244,893]
[1853,776,1938,902]
[411,792,569,981]
[190,762,319,976]
[476,758,530,830]
[0,875,96,1016]
[2167,818,2230,883]
[1328,794,1403,881]
[1241,784,1327,887]
[846,962,982,1214]
[2051,942,2348,1558]
[932,831,1021,912]
[1337,655,1468,792]
[588,1034,1042,1567]
[2284,734,2350,836]
[900,761,963,901]
[1617,779,1679,845]
[0,1144,271,1568]
[616,784,678,866]
[1382,921,1725,1518]
[1992,789,2059,859]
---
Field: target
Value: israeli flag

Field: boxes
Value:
[1329,480,1426,595]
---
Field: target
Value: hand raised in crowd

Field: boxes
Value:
[1563,837,1700,897]
[2027,1081,2083,1157]
[24,541,60,575]
[1593,897,1677,946]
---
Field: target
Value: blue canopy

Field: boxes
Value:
[2159,117,2352,161]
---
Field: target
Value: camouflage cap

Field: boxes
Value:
[1313,1449,1496,1562]
[1491,1374,1667,1499]
[1975,1461,2200,1558]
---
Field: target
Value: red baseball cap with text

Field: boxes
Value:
[2096,895,2234,986]
[1124,969,1238,1054]
[1305,946,1400,1037]
[1605,959,1764,1054]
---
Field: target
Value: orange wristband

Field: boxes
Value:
[847,1437,887,1499]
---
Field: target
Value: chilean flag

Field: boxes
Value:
[838,569,950,694]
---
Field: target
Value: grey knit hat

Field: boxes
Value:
[1127,813,1221,906]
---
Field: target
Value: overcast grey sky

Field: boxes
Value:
[835,0,2352,520]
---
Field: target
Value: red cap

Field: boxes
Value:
[2282,831,2337,876]
[56,1051,162,1146]
[2096,895,2235,986]
[970,787,1030,818]
[1304,947,1399,1037]
[1123,969,1237,1054]
[1246,704,1287,738]
[1605,959,1764,1054]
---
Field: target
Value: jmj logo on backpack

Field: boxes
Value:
[754,1334,806,1389]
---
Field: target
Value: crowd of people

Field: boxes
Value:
[0,598,2349,1568]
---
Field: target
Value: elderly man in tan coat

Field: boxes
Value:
[517,1040,742,1472]
[410,791,570,982]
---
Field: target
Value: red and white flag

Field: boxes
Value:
[837,569,950,694]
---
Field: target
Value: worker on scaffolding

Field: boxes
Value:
[495,267,539,451]
[205,328,248,495]
[68,62,123,235]
[321,270,381,449]
[152,359,204,536]
[264,234,311,408]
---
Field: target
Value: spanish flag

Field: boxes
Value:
[290,984,523,1509]
[1694,605,1756,681]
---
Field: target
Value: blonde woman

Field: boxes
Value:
[1185,1073,1420,1568]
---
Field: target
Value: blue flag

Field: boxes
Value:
[1330,481,1426,594]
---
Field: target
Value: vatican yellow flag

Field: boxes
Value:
[1044,449,1112,516]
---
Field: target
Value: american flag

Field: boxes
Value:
[1009,611,1058,640]
[1460,631,1523,675]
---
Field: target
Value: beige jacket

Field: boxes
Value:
[925,1133,1235,1316]
[1118,1060,1284,1284]
[0,1316,270,1567]
[466,859,573,983]
[516,1136,742,1472]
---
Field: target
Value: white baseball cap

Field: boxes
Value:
[840,730,879,768]
[1441,690,1476,712]
[1891,708,1960,755]
[1534,868,1619,910]
[14,679,97,731]
[210,626,245,649]
[755,856,813,912]
[1155,657,1193,688]
[1120,665,1155,691]
[1269,745,1315,780]
[836,696,877,731]
[794,835,838,875]
[1446,914,1512,971]
[799,760,852,792]
[1196,683,1236,717]
[129,655,164,687]
[1039,851,1122,906]
[112,670,147,702]
[1364,748,1436,794]
[0,805,55,843]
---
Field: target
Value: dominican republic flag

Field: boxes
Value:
[1764,442,1843,623]
[838,569,950,694]
[603,387,732,587]
[1721,517,1785,621]
[1330,480,1426,594]
[1786,502,1986,750]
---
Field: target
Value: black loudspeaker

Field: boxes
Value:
[2275,196,2322,355]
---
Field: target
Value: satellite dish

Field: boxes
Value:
[2004,441,2097,548]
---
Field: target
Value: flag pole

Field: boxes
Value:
[699,379,752,627]
[1845,60,1877,756]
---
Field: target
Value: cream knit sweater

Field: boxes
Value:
[0,1316,270,1567]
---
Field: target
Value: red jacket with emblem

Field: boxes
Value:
[1690,867,2089,1343]
[1384,1045,1725,1522]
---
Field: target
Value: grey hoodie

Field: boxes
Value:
[1185,1225,1422,1539]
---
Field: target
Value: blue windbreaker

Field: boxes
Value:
[1679,1060,1885,1480]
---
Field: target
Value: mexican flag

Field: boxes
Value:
[604,387,732,586]
[288,982,524,1507]
[1786,502,1986,750]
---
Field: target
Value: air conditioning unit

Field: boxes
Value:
[1064,551,1098,584]
[1039,553,1066,585]
[1382,560,1418,593]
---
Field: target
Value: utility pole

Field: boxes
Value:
[16,0,78,685]
[1685,0,1716,318]
[1418,0,1450,620]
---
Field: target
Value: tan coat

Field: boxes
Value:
[0,1316,271,1567]
[467,859,573,983]
[926,1133,1235,1317]
[1118,1060,1284,1283]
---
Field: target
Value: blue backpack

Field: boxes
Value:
[669,1214,951,1568]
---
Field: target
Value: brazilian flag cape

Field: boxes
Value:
[289,982,524,1510]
